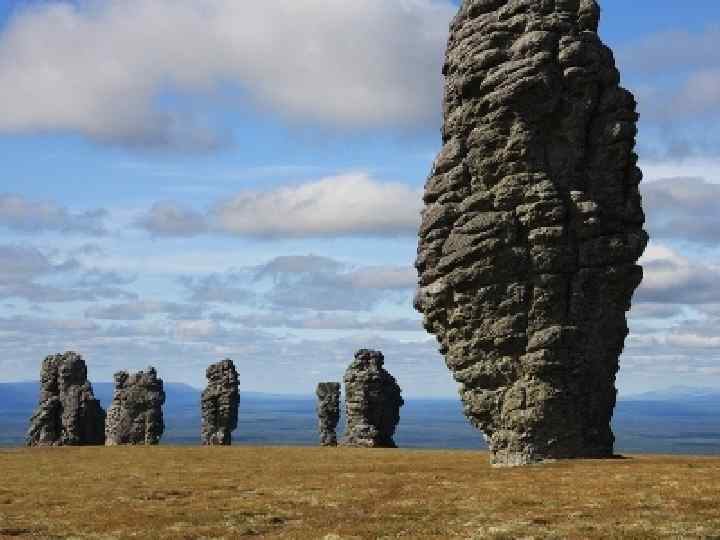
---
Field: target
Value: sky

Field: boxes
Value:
[1,0,720,397]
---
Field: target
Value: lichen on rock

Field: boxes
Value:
[201,358,240,446]
[26,351,105,446]
[316,382,341,447]
[341,349,404,448]
[415,0,647,466]
[105,367,165,445]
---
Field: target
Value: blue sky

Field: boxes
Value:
[1,0,720,397]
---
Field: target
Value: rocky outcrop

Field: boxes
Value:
[316,382,341,446]
[105,367,165,445]
[201,359,240,445]
[341,350,403,448]
[415,0,647,466]
[26,352,105,446]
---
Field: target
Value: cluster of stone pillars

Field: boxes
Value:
[25,349,403,449]
[316,349,404,448]
[26,353,240,447]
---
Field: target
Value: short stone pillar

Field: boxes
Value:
[316,382,340,447]
[341,349,403,448]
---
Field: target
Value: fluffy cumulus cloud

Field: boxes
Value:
[0,193,107,235]
[0,0,454,149]
[137,174,422,239]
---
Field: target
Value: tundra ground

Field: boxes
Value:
[0,447,719,538]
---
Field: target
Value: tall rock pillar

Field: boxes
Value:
[201,359,240,445]
[26,352,105,446]
[415,0,647,465]
[105,367,165,445]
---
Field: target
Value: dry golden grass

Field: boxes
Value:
[0,447,719,539]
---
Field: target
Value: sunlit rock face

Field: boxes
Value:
[26,352,105,446]
[341,350,404,448]
[316,382,341,447]
[105,367,165,446]
[415,0,647,466]
[201,359,240,446]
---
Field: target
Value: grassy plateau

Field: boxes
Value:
[0,447,719,539]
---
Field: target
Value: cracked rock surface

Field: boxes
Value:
[201,359,240,445]
[26,352,105,446]
[105,367,165,445]
[316,382,341,447]
[415,0,647,466]
[341,350,404,448]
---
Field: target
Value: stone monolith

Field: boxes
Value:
[316,382,341,446]
[341,350,403,448]
[415,0,647,466]
[26,352,105,446]
[105,367,165,445]
[201,359,240,445]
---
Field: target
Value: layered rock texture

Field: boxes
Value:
[316,382,341,447]
[105,367,165,445]
[26,352,105,446]
[342,350,404,448]
[201,359,240,445]
[415,0,647,466]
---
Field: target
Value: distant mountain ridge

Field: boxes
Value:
[0,381,200,412]
[1,382,718,454]
[625,386,720,402]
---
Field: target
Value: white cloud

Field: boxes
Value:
[346,266,417,290]
[211,311,422,332]
[137,174,423,238]
[85,301,203,321]
[618,26,720,122]
[628,303,683,320]
[618,26,720,76]
[0,0,454,148]
[0,245,78,284]
[174,319,226,340]
[181,272,257,305]
[0,244,137,303]
[213,174,422,238]
[181,254,414,311]
[136,202,208,237]
[636,244,720,304]
[0,193,107,235]
[666,333,720,349]
[641,176,720,245]
[668,69,720,120]
[640,157,720,184]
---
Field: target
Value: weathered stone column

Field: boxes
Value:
[26,352,105,446]
[201,359,240,445]
[415,0,647,466]
[341,349,404,448]
[105,367,165,445]
[316,382,341,446]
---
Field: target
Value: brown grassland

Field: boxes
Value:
[0,446,719,539]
